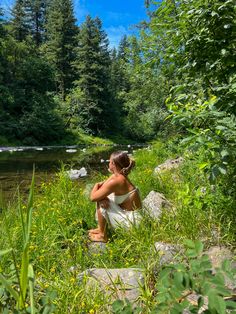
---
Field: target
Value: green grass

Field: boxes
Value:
[0,139,235,313]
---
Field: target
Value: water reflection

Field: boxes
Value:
[0,144,146,201]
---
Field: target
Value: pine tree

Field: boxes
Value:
[11,0,47,45]
[109,37,131,135]
[118,35,129,62]
[11,0,29,41]
[74,15,113,135]
[43,0,77,99]
[26,0,47,46]
[0,7,6,86]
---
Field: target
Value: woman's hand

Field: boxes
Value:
[97,181,104,188]
[99,197,110,209]
[90,176,117,202]
[93,181,104,191]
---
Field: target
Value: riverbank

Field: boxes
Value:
[0,143,146,205]
[0,129,134,147]
[0,139,235,313]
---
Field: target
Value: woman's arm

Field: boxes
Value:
[90,178,117,202]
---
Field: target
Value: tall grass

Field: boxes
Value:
[0,140,235,313]
[0,167,35,312]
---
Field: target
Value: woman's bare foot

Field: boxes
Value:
[88,232,107,243]
[88,228,101,235]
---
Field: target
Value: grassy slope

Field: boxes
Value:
[0,139,235,313]
[0,129,132,147]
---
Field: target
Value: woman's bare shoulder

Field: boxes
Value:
[103,175,121,187]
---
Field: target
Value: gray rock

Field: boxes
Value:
[154,242,182,265]
[66,167,87,180]
[206,246,234,269]
[154,157,184,173]
[205,246,236,291]
[78,268,144,302]
[87,241,107,255]
[143,191,171,220]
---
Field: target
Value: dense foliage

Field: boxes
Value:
[1,0,234,151]
[0,0,235,179]
[139,0,236,183]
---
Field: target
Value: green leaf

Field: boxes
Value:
[208,290,226,314]
[195,241,203,255]
[201,281,211,294]
[221,49,227,55]
[28,264,35,314]
[221,260,231,272]
[182,273,190,289]
[173,272,184,290]
[226,300,236,309]
[220,150,229,158]
[198,162,209,170]
[199,260,212,271]
[184,239,195,249]
[0,249,12,257]
[0,273,19,302]
[19,247,29,308]
[218,166,227,175]
[187,249,198,258]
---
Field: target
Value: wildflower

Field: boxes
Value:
[89,309,95,314]
[29,245,35,251]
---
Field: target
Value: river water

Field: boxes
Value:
[0,144,144,203]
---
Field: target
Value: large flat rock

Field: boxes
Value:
[78,268,144,301]
[154,242,183,265]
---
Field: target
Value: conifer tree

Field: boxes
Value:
[11,0,29,41]
[26,0,47,45]
[109,37,131,135]
[118,35,129,62]
[43,0,77,99]
[11,0,47,45]
[0,7,6,87]
[74,15,113,135]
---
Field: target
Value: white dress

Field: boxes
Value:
[98,188,142,229]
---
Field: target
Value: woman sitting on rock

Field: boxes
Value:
[89,151,142,242]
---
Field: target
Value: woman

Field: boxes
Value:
[89,151,142,242]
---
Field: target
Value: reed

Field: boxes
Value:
[0,167,35,312]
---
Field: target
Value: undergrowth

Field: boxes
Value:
[0,140,235,313]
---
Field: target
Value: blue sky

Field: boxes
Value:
[1,0,148,47]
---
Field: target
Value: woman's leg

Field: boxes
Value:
[89,202,104,234]
[89,208,107,242]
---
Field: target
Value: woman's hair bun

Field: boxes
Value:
[120,158,135,176]
[111,151,135,176]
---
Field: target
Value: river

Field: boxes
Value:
[0,144,145,203]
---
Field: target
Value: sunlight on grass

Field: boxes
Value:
[0,140,235,312]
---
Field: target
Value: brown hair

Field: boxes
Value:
[111,151,135,176]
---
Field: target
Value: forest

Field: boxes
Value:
[0,0,235,148]
[0,0,235,312]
